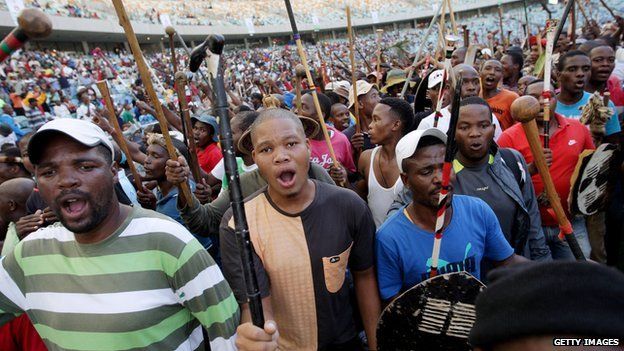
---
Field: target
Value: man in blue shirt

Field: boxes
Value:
[376,128,527,302]
[136,134,212,250]
[0,105,25,140]
[555,50,621,143]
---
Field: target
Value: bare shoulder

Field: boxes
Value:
[358,149,374,176]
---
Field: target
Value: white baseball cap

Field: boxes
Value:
[395,128,447,173]
[428,69,445,89]
[28,119,114,165]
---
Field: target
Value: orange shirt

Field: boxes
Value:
[9,93,22,109]
[487,89,519,131]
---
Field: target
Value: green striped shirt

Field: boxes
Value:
[0,206,240,351]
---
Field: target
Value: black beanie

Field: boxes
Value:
[469,262,624,347]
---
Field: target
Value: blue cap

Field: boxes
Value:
[283,92,295,109]
[191,113,219,143]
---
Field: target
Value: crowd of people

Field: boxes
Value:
[0,0,463,26]
[0,0,550,27]
[1,0,624,350]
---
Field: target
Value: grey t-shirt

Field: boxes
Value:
[453,157,517,242]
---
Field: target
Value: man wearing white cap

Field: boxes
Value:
[0,119,239,350]
[375,128,525,302]
[417,65,503,141]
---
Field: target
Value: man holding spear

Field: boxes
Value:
[499,80,595,259]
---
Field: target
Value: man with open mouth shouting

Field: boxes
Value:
[0,119,240,350]
[221,108,381,351]
[480,59,520,131]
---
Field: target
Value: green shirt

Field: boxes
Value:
[121,110,135,124]
[0,222,19,257]
[0,207,239,350]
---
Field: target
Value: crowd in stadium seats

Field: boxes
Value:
[0,1,621,114]
[8,0,477,26]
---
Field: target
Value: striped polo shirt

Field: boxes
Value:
[0,206,239,351]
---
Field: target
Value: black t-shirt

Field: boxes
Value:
[220,180,375,350]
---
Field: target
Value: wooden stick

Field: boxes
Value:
[111,0,194,207]
[376,29,384,86]
[284,0,340,172]
[597,0,617,19]
[174,72,202,183]
[347,6,361,133]
[446,0,458,36]
[462,25,469,47]
[400,0,444,98]
[498,5,505,47]
[166,26,191,150]
[294,64,305,112]
[0,156,22,163]
[437,0,448,53]
[542,19,558,148]
[355,45,374,74]
[576,0,590,24]
[95,80,142,191]
[0,9,52,63]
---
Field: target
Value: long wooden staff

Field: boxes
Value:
[0,9,52,63]
[355,45,374,74]
[445,0,458,36]
[111,0,194,207]
[174,72,202,182]
[430,77,462,278]
[597,0,617,19]
[552,0,575,47]
[542,19,558,148]
[316,44,330,87]
[165,25,191,149]
[511,96,586,260]
[376,29,384,86]
[96,80,142,190]
[294,64,306,112]
[575,0,590,25]
[437,0,448,53]
[433,35,459,128]
[284,0,340,170]
[347,6,361,133]
[462,25,469,47]
[400,0,445,98]
[498,5,506,47]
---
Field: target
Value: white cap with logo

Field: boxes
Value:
[427,69,445,89]
[395,128,447,173]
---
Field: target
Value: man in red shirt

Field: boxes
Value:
[192,113,222,174]
[498,80,594,260]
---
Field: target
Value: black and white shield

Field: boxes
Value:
[377,272,485,351]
